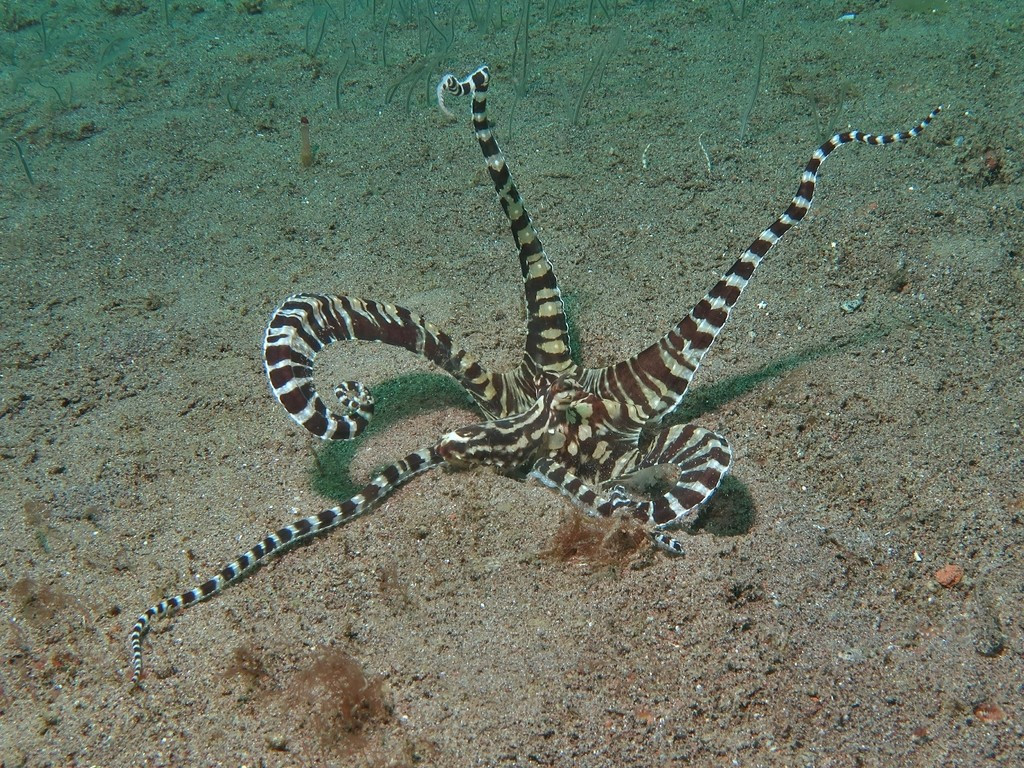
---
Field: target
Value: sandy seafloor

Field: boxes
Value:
[1,0,1022,765]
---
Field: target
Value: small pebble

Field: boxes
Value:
[840,294,865,313]
[973,702,1005,723]
[974,630,1007,663]
[265,733,288,751]
[933,563,964,588]
[973,625,1006,657]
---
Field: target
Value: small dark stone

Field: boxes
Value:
[974,630,1006,658]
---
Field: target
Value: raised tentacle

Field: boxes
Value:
[129,446,443,684]
[264,294,505,440]
[438,66,578,387]
[582,107,943,424]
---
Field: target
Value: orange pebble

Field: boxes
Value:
[934,564,964,588]
[974,702,1005,723]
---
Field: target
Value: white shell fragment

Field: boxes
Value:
[840,294,866,313]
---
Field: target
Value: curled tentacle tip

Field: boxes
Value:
[436,75,456,117]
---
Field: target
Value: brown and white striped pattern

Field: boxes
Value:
[582,107,942,424]
[532,424,731,554]
[440,67,575,378]
[128,64,938,682]
[129,447,440,683]
[264,294,502,438]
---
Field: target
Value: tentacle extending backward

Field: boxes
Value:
[582,107,942,424]
[265,294,507,440]
[438,66,577,383]
[129,446,443,684]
